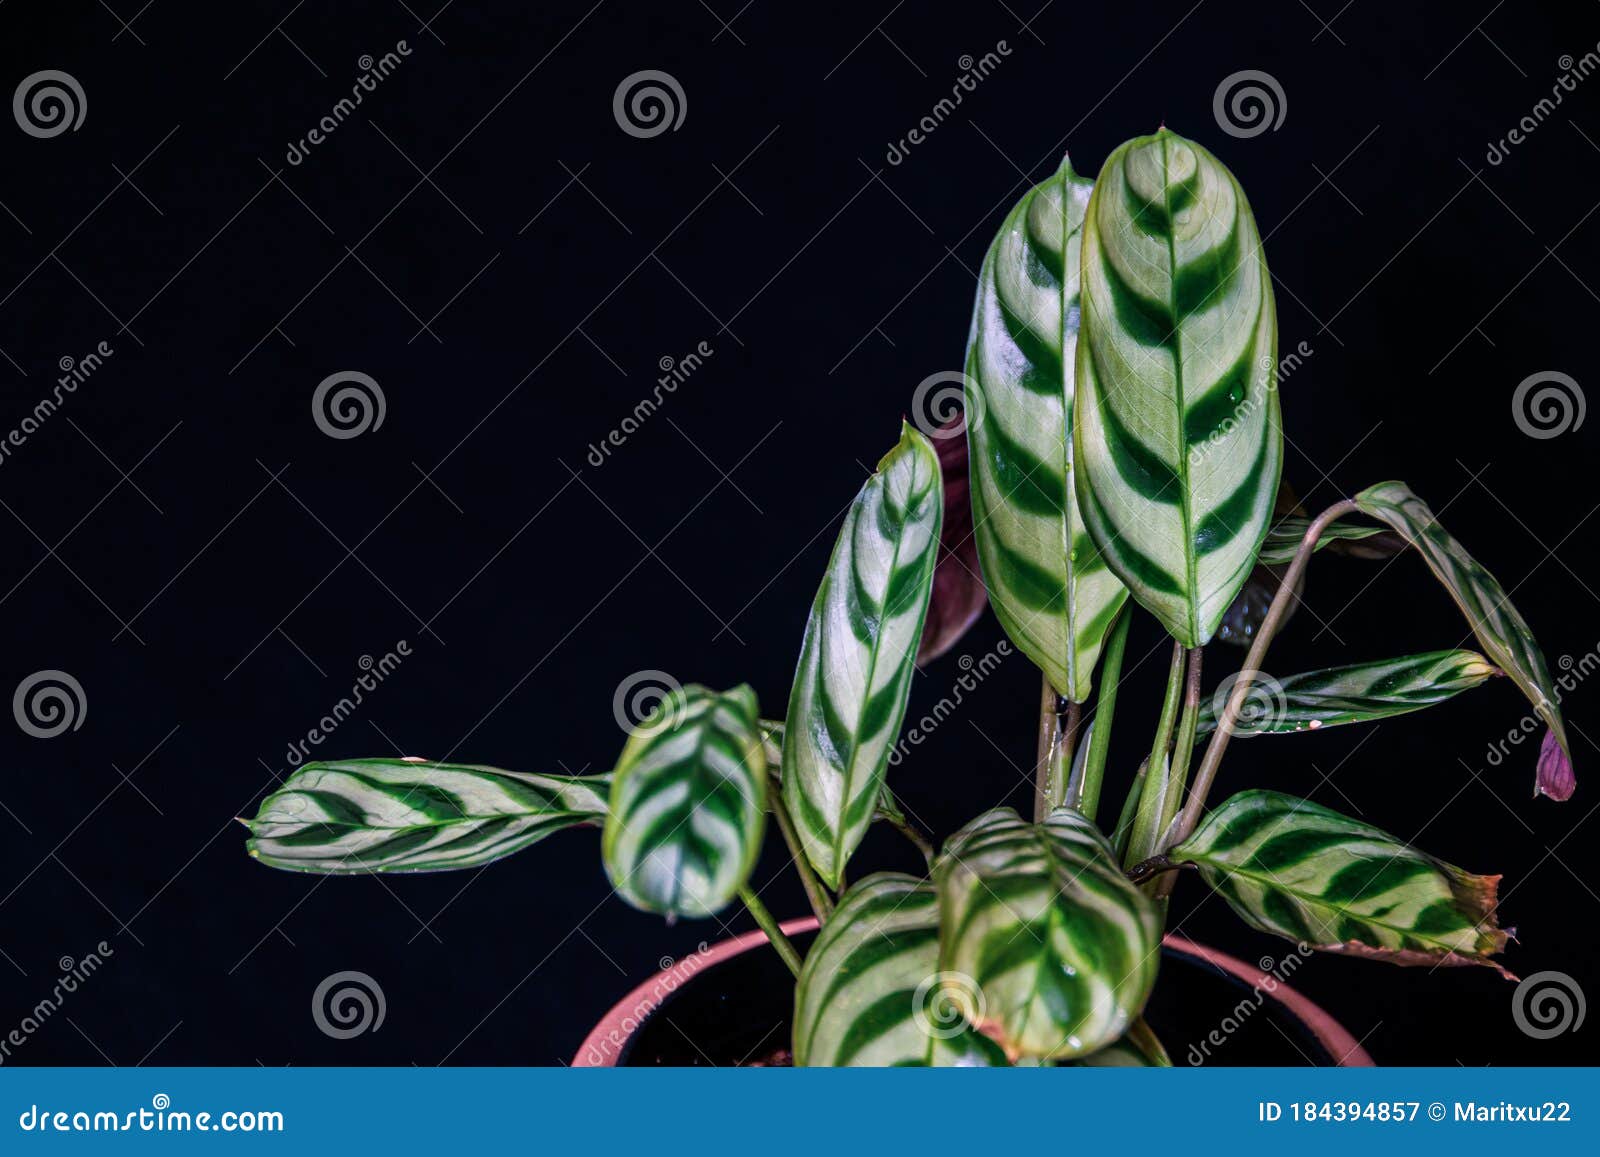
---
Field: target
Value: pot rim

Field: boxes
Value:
[574,917,1373,1067]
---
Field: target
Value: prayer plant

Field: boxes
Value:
[242,127,1576,1066]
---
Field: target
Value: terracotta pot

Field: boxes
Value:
[575,918,1373,1067]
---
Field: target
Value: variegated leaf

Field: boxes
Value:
[1355,481,1573,798]
[1174,791,1510,975]
[1255,514,1392,566]
[602,684,766,919]
[1197,650,1498,735]
[783,424,941,888]
[936,807,1161,1060]
[246,758,609,874]
[1076,129,1282,646]
[964,155,1128,701]
[793,873,1007,1067]
[1071,1020,1171,1066]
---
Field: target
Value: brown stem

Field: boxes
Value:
[1054,699,1085,814]
[1167,499,1360,854]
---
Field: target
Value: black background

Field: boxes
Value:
[1,0,1596,1067]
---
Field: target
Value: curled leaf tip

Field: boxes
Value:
[1537,728,1575,801]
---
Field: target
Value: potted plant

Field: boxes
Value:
[241,127,1574,1066]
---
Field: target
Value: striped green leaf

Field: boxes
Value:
[1076,129,1282,646]
[1072,1020,1171,1066]
[1197,650,1498,735]
[782,425,941,889]
[935,807,1162,1060]
[1257,515,1391,566]
[964,155,1128,701]
[246,758,609,874]
[1174,790,1510,974]
[1355,481,1573,798]
[603,684,766,919]
[793,873,1007,1067]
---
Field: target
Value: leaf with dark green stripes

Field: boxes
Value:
[1256,514,1392,566]
[602,684,766,919]
[246,758,610,874]
[1076,128,1282,646]
[1197,650,1498,735]
[782,424,942,889]
[964,155,1128,701]
[1355,481,1573,799]
[1174,791,1511,975]
[936,807,1162,1060]
[793,873,1007,1067]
